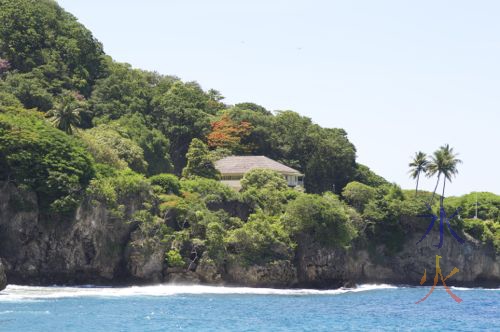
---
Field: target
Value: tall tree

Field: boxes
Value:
[182,139,220,179]
[438,144,462,202]
[0,0,106,96]
[207,113,252,153]
[47,92,83,134]
[408,151,429,196]
[427,144,462,205]
[151,81,211,172]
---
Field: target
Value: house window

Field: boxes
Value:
[222,175,241,181]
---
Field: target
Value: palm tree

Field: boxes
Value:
[427,144,462,205]
[408,151,429,196]
[47,94,82,135]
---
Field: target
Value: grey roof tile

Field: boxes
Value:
[215,156,302,175]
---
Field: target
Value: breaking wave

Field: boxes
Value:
[0,283,398,301]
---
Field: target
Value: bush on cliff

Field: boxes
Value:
[342,181,376,212]
[165,249,185,268]
[86,168,151,217]
[180,177,238,204]
[224,211,294,265]
[240,169,293,215]
[149,173,180,195]
[445,192,500,222]
[462,218,500,252]
[282,192,357,247]
[0,108,95,211]
[79,124,148,174]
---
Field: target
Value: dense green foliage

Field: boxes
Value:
[111,114,172,175]
[165,249,185,268]
[47,91,85,134]
[0,0,106,98]
[180,177,238,204]
[225,212,293,264]
[342,181,376,212]
[81,124,147,173]
[354,164,388,187]
[90,61,157,120]
[149,173,180,195]
[182,139,219,179]
[283,193,356,247]
[0,108,94,210]
[445,192,500,222]
[240,169,292,215]
[0,0,498,274]
[87,169,150,206]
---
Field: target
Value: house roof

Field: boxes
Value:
[215,156,302,175]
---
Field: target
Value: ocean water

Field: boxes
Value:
[0,284,498,331]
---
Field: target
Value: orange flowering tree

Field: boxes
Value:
[207,114,252,153]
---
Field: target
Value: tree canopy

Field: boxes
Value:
[0,108,94,210]
[182,139,220,179]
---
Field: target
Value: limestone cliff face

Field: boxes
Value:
[125,228,166,283]
[0,259,6,291]
[0,182,498,288]
[294,217,500,288]
[0,182,138,284]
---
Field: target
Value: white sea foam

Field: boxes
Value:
[450,286,500,291]
[0,283,397,301]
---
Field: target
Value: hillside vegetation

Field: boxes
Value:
[0,0,498,278]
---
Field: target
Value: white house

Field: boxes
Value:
[214,155,303,191]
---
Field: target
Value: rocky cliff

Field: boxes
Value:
[293,218,500,288]
[213,218,499,289]
[0,259,6,291]
[0,182,139,285]
[0,182,498,288]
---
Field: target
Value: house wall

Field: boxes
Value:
[221,173,303,189]
[285,175,303,187]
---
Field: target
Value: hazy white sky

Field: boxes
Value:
[58,0,499,196]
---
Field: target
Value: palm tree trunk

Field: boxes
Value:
[441,177,447,207]
[415,172,420,196]
[431,173,440,204]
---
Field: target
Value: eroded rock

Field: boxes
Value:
[0,259,7,291]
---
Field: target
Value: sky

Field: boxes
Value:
[57,0,500,196]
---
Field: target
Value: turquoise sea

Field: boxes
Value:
[0,284,498,331]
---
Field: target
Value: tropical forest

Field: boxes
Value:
[0,0,498,289]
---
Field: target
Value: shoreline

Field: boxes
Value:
[2,280,499,291]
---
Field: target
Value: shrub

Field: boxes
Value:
[0,108,95,211]
[342,181,376,212]
[282,193,356,247]
[80,125,148,174]
[182,138,219,179]
[87,169,151,208]
[445,192,500,221]
[205,221,226,263]
[463,218,500,253]
[180,177,238,203]
[463,218,494,243]
[225,211,294,264]
[354,163,388,187]
[165,249,185,268]
[149,173,180,195]
[240,168,288,191]
[240,169,290,215]
[111,114,173,175]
